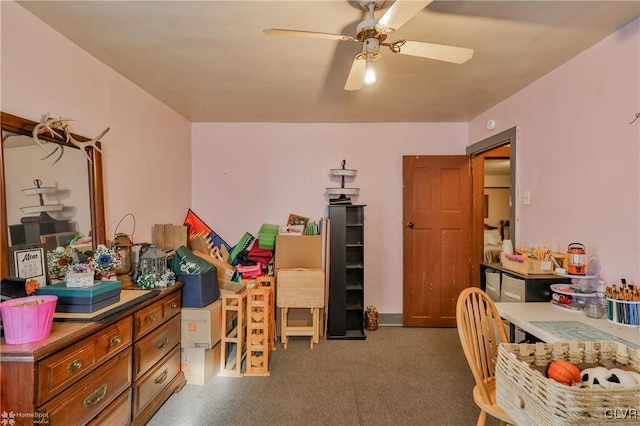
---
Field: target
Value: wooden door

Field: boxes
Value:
[402,156,472,327]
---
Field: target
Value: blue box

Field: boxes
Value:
[178,270,219,308]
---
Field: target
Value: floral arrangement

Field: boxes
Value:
[87,244,122,278]
[137,269,176,289]
[46,247,74,282]
[67,263,94,274]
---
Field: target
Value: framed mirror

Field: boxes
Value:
[0,112,106,282]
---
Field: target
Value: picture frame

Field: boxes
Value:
[9,243,47,289]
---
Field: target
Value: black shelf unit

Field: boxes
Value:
[327,205,366,340]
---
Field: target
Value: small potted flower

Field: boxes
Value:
[88,244,122,281]
[66,263,95,288]
[46,247,74,284]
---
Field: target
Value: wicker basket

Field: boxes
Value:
[496,341,640,425]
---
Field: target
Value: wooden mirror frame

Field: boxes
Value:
[0,112,106,279]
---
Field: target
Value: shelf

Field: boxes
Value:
[21,204,64,214]
[326,188,359,195]
[329,169,357,176]
[555,271,597,279]
[22,187,57,196]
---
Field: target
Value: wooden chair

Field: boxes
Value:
[456,287,515,426]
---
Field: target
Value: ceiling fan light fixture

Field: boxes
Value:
[364,58,376,84]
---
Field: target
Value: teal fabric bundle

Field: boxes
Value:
[170,246,215,275]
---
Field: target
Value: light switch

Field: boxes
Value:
[524,190,531,205]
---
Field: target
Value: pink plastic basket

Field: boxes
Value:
[0,295,58,344]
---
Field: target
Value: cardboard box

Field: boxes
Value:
[178,270,219,308]
[274,235,322,269]
[219,279,245,295]
[192,250,236,282]
[181,347,215,385]
[181,299,222,348]
[154,224,188,252]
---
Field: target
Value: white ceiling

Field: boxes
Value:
[17,1,640,123]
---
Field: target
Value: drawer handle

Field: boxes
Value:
[84,384,108,407]
[170,302,178,309]
[155,369,169,385]
[156,337,169,350]
[67,359,83,373]
[109,335,122,347]
[146,314,157,324]
[503,291,522,300]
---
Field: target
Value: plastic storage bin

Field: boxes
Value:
[0,295,58,344]
[258,224,279,250]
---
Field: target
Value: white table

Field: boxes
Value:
[495,302,640,348]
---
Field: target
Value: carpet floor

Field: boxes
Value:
[148,326,500,426]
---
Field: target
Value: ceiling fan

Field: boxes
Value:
[263,0,474,91]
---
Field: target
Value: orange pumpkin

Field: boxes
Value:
[547,360,581,385]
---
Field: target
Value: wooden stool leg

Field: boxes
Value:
[282,307,289,349]
[312,308,319,345]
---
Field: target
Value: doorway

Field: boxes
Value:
[401,128,517,326]
[467,127,518,287]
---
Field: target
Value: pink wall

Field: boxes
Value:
[4,0,638,312]
[469,18,640,285]
[191,123,468,312]
[1,1,192,244]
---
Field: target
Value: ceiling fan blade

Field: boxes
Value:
[393,40,474,64]
[263,29,356,42]
[375,0,433,34]
[344,55,366,91]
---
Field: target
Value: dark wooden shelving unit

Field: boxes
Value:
[327,204,366,340]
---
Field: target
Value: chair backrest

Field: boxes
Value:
[456,287,509,405]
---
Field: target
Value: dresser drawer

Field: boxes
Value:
[37,316,133,405]
[163,291,182,320]
[132,344,181,417]
[134,291,182,340]
[39,347,132,425]
[133,314,181,379]
[87,387,132,426]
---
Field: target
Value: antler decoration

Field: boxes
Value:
[32,113,109,164]
[32,114,69,165]
[66,127,109,163]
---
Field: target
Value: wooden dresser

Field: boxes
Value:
[0,284,186,426]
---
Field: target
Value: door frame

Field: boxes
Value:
[466,126,518,287]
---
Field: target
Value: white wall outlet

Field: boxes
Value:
[524,190,531,205]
